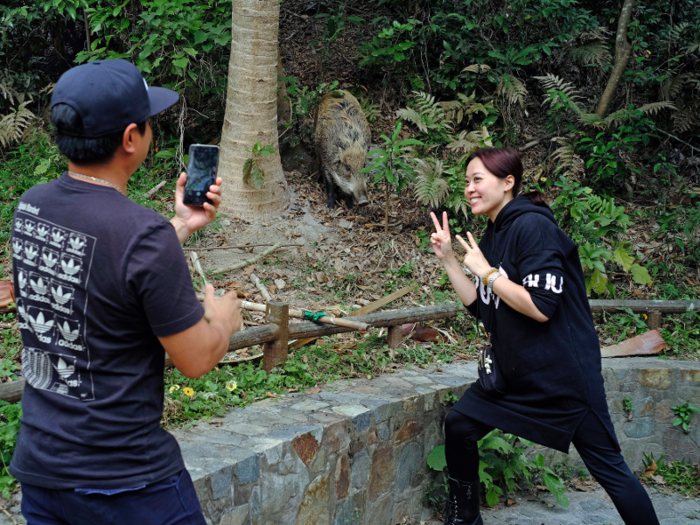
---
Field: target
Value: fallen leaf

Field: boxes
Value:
[506,499,516,506]
[265,392,277,398]
[642,459,657,477]
[305,387,321,395]
[268,284,277,294]
[244,265,256,277]
[547,503,555,508]
[651,474,665,485]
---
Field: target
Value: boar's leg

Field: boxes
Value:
[343,192,354,209]
[324,172,337,209]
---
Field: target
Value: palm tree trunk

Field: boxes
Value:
[219,0,289,220]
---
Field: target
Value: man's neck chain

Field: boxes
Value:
[68,171,125,196]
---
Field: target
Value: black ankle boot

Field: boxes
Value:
[444,477,483,525]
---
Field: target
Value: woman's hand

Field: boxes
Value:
[456,232,492,278]
[430,211,455,262]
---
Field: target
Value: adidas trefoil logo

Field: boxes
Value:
[57,321,79,342]
[42,251,58,268]
[36,224,49,237]
[51,285,72,305]
[18,272,27,292]
[54,357,75,380]
[30,276,48,295]
[51,230,66,244]
[69,236,86,251]
[12,240,22,255]
[24,245,38,261]
[28,311,53,334]
[61,258,81,275]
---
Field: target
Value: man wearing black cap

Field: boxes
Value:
[10,59,241,524]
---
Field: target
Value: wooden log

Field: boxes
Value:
[263,301,289,373]
[250,274,272,302]
[647,310,662,331]
[589,300,699,313]
[209,242,283,276]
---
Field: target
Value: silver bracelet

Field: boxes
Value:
[487,271,502,292]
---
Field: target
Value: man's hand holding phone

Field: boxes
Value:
[170,172,222,243]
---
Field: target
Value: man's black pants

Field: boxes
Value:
[444,409,660,525]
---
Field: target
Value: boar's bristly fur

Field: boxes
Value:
[315,90,371,209]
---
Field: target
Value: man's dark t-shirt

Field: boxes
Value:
[9,173,204,489]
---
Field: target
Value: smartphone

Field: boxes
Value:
[183,144,219,206]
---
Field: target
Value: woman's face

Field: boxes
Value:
[465,157,514,221]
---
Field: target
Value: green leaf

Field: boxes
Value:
[613,246,634,272]
[183,47,197,57]
[173,57,189,69]
[673,417,682,426]
[426,445,447,471]
[194,31,208,45]
[590,268,607,295]
[485,484,501,507]
[630,264,652,285]
[33,159,51,176]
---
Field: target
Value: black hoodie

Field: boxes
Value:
[453,197,617,453]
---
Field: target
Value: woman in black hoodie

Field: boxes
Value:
[431,148,659,525]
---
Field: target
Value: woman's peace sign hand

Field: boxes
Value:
[455,232,491,278]
[430,211,454,262]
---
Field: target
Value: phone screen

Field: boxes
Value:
[183,144,219,206]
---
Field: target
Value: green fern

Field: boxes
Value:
[497,74,527,107]
[535,74,583,113]
[570,41,612,66]
[413,158,449,208]
[550,137,577,173]
[0,101,35,148]
[356,93,380,124]
[396,91,452,134]
[447,128,491,154]
[659,74,695,101]
[672,106,697,133]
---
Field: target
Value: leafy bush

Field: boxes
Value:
[0,401,22,499]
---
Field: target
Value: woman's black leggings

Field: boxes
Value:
[444,409,660,525]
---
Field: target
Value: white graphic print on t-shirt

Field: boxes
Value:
[13,211,96,400]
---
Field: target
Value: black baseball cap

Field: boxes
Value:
[51,59,179,138]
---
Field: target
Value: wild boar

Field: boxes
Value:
[314,90,371,209]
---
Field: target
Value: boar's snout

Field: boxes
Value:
[356,194,369,206]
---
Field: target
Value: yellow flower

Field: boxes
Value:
[183,387,194,397]
[169,385,180,394]
[643,314,648,319]
[226,381,237,392]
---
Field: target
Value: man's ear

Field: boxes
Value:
[122,123,140,154]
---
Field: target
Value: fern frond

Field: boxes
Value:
[570,41,612,66]
[356,93,380,123]
[0,101,35,148]
[438,100,464,124]
[397,91,450,134]
[413,158,449,208]
[578,26,612,43]
[550,137,576,171]
[497,74,527,107]
[578,112,606,128]
[461,64,491,74]
[447,130,481,154]
[669,22,690,43]
[659,74,690,101]
[672,107,697,133]
[396,107,429,133]
[638,101,676,116]
[535,74,581,99]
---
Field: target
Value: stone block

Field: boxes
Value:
[371,400,401,423]
[295,471,332,525]
[333,491,366,525]
[367,494,393,525]
[655,399,676,425]
[369,443,394,500]
[292,431,321,467]
[260,453,309,516]
[394,419,422,446]
[351,448,371,491]
[638,369,672,390]
[335,454,350,499]
[391,487,424,522]
[377,422,390,441]
[632,396,654,417]
[323,420,350,455]
[396,442,422,493]
[423,421,442,460]
[290,400,330,412]
[220,505,249,525]
[680,369,700,382]
[210,465,233,500]
[332,405,371,432]
[663,428,700,464]
[623,417,653,438]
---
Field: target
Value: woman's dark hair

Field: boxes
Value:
[466,147,549,208]
[51,104,147,166]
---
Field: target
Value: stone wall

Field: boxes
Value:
[175,358,700,525]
